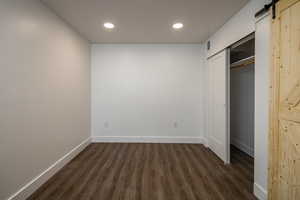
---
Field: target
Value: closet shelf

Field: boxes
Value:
[230,56,255,69]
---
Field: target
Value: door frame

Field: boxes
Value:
[225,33,256,165]
[226,48,231,164]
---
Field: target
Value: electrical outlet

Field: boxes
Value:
[174,122,178,128]
[104,122,109,128]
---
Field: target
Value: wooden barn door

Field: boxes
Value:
[269,0,300,199]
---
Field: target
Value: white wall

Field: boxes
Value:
[91,44,205,142]
[230,64,255,157]
[254,13,271,200]
[0,0,90,199]
[205,0,268,58]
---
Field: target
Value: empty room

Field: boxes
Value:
[1,0,299,200]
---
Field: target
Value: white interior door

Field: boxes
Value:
[208,49,229,163]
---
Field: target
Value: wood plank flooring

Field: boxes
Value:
[28,143,256,200]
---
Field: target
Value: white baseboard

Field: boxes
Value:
[92,136,203,144]
[231,139,254,157]
[202,137,209,148]
[254,182,267,200]
[7,137,91,200]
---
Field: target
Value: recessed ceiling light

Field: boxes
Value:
[103,22,115,29]
[172,23,183,29]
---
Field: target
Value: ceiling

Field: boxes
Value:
[42,0,249,43]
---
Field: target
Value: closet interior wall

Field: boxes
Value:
[230,37,255,157]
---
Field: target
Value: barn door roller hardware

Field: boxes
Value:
[255,0,279,19]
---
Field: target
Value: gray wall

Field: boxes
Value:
[0,0,90,199]
[91,44,205,141]
[230,64,254,157]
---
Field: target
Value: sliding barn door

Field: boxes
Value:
[269,0,300,199]
[208,50,229,163]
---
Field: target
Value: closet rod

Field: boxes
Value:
[230,56,255,69]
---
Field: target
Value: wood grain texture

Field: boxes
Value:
[269,0,300,199]
[27,144,256,200]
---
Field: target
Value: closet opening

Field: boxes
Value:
[229,33,255,168]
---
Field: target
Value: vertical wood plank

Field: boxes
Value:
[269,0,300,199]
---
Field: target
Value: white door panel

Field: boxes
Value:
[208,49,229,163]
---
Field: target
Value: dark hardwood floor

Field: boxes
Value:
[28,143,256,200]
